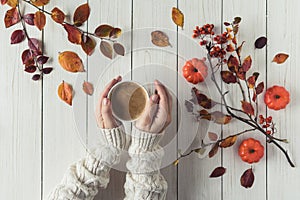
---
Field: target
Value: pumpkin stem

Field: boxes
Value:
[249,149,255,154]
[275,94,281,99]
[193,68,198,72]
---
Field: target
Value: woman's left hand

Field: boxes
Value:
[96,75,122,129]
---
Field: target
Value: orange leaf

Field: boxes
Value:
[172,7,184,29]
[34,11,46,31]
[58,81,73,106]
[227,55,239,72]
[241,101,254,115]
[81,35,96,56]
[242,55,252,72]
[58,51,84,72]
[30,0,49,7]
[109,28,122,39]
[219,135,237,148]
[94,24,114,37]
[6,0,17,7]
[82,81,94,95]
[272,53,289,64]
[208,143,219,158]
[4,7,20,28]
[73,3,90,27]
[51,7,65,24]
[63,23,82,44]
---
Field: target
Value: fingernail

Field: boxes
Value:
[103,98,108,105]
[151,95,158,102]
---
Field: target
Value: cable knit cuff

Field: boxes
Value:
[130,126,164,153]
[99,125,126,150]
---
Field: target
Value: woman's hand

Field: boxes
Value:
[135,80,172,133]
[96,76,122,129]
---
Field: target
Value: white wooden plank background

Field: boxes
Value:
[1,0,299,200]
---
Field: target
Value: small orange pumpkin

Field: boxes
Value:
[239,138,264,164]
[264,85,290,110]
[182,58,208,84]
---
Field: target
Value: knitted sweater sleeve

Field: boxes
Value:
[47,125,126,200]
[124,127,168,200]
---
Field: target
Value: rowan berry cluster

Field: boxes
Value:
[259,115,275,135]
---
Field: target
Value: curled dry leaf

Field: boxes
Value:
[82,81,94,95]
[4,7,20,28]
[34,11,46,31]
[240,168,255,188]
[81,35,96,56]
[241,101,255,116]
[58,81,73,106]
[100,41,113,59]
[30,0,50,7]
[63,23,82,44]
[109,28,122,39]
[219,135,237,148]
[272,53,289,64]
[113,43,125,56]
[209,167,226,178]
[94,24,114,37]
[10,29,25,44]
[208,143,219,158]
[51,7,65,24]
[58,51,84,72]
[255,36,267,49]
[151,31,171,47]
[24,13,35,26]
[172,7,184,29]
[237,41,245,57]
[73,3,90,27]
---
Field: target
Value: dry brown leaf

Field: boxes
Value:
[241,168,255,188]
[73,3,90,27]
[51,7,65,24]
[113,43,125,56]
[4,7,20,28]
[219,135,237,148]
[34,11,46,31]
[151,31,171,47]
[81,35,96,56]
[241,101,255,116]
[109,28,122,39]
[272,53,289,64]
[94,24,114,37]
[30,0,49,7]
[58,81,73,106]
[208,143,219,158]
[210,167,226,178]
[100,41,113,59]
[6,0,17,7]
[58,51,84,72]
[172,7,184,29]
[82,81,94,95]
[63,23,82,44]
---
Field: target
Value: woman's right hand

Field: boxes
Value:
[135,80,172,133]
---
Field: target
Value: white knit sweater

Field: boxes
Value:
[47,125,168,200]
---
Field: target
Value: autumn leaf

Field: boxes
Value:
[220,136,237,148]
[32,74,41,81]
[58,81,73,106]
[24,65,37,73]
[109,28,122,39]
[236,41,245,57]
[247,76,256,89]
[30,0,49,7]
[221,71,237,84]
[73,3,90,27]
[51,7,65,24]
[4,7,20,28]
[81,35,96,56]
[172,7,184,29]
[255,82,264,95]
[208,143,219,158]
[28,38,42,55]
[151,31,171,47]
[22,49,34,66]
[113,43,125,56]
[210,167,226,178]
[255,36,267,49]
[212,111,232,124]
[34,11,46,31]
[42,67,53,74]
[82,81,94,95]
[10,29,25,44]
[192,87,216,109]
[233,16,242,24]
[63,23,82,44]
[24,13,35,26]
[208,132,218,141]
[227,55,239,72]
[272,53,289,64]
[37,55,49,65]
[240,168,255,188]
[58,51,84,72]
[100,41,113,59]
[236,68,246,80]
[94,24,114,37]
[242,55,252,72]
[241,101,254,115]
[6,0,17,7]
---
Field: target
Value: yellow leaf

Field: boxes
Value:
[7,0,17,7]
[58,81,73,106]
[34,11,46,31]
[58,51,84,72]
[172,7,184,29]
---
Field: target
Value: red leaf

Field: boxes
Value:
[247,75,256,89]
[255,36,267,49]
[24,13,35,25]
[241,101,254,115]
[73,3,90,27]
[32,74,41,81]
[34,11,46,31]
[10,29,25,44]
[22,49,34,66]
[51,7,65,24]
[192,87,216,109]
[4,7,20,28]
[240,168,255,188]
[236,68,246,80]
[37,55,49,65]
[227,55,239,72]
[221,71,237,84]
[1,0,8,5]
[210,167,226,178]
[28,38,42,55]
[242,55,252,72]
[256,82,264,95]
[63,23,82,44]
[24,65,37,73]
[81,35,96,56]
[208,143,219,158]
[42,67,53,74]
